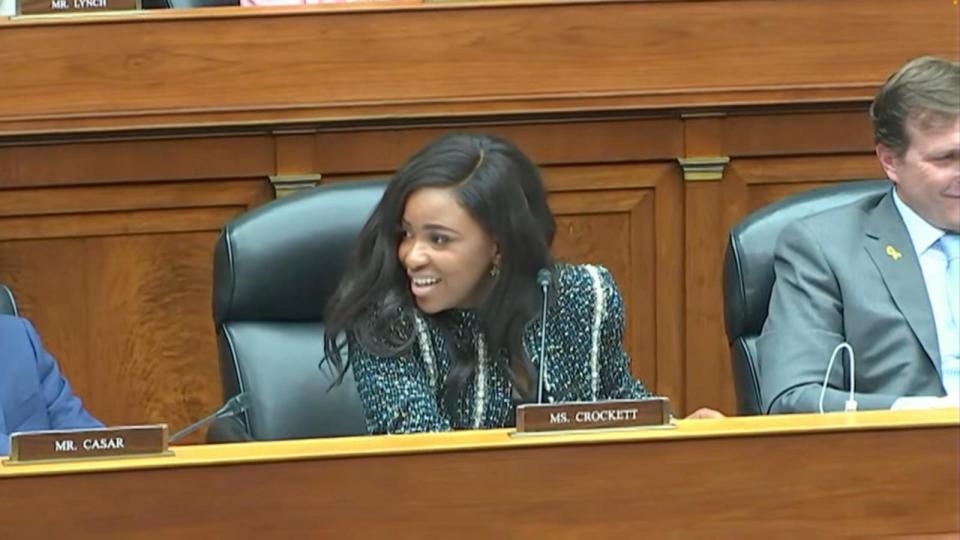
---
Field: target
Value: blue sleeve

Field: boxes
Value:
[350,341,452,434]
[24,320,104,430]
[595,266,650,400]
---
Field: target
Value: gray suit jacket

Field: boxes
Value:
[759,188,945,413]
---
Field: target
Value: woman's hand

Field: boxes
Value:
[684,407,725,419]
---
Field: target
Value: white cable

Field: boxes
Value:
[845,342,857,412]
[818,342,858,414]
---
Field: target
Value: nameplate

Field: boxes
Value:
[516,397,671,433]
[6,425,169,464]
[17,0,139,16]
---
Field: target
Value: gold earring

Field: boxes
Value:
[489,257,501,278]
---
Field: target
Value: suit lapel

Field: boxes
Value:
[863,192,942,374]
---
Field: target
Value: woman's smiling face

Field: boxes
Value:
[398,187,499,314]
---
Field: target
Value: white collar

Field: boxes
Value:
[892,188,946,256]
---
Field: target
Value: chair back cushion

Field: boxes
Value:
[219,322,367,439]
[213,180,387,439]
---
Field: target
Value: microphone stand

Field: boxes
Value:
[536,269,551,404]
[170,393,250,444]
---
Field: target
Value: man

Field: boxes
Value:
[759,56,960,413]
[1,314,102,455]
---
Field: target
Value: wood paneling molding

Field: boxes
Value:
[678,156,730,182]
[0,180,269,216]
[0,0,954,137]
[0,136,275,187]
[723,111,875,156]
[268,174,322,198]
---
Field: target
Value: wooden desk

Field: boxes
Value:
[2,409,958,537]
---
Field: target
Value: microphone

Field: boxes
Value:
[536,268,552,405]
[818,342,858,413]
[170,393,251,444]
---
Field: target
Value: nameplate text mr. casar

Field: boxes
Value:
[6,425,169,463]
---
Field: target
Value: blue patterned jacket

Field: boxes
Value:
[350,264,649,433]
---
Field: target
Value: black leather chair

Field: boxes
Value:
[722,180,891,415]
[210,180,387,442]
[0,283,18,316]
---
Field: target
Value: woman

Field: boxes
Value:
[324,133,714,434]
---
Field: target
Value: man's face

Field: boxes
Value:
[878,113,960,232]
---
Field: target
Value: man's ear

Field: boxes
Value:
[876,143,901,184]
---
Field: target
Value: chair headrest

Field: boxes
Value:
[213,180,387,325]
[722,180,890,341]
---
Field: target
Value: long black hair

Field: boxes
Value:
[324,133,556,408]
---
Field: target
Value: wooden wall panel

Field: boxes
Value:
[733,154,884,186]
[0,180,273,441]
[551,188,657,386]
[547,163,683,409]
[0,0,953,134]
[0,136,275,188]
[0,234,219,423]
[722,111,874,156]
[684,180,728,413]
[308,119,684,176]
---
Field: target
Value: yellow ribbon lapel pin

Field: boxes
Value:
[885,245,902,261]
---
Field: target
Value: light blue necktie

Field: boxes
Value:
[937,233,960,397]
